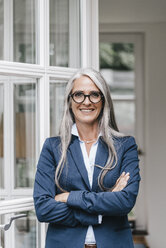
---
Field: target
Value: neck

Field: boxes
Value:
[75,122,99,141]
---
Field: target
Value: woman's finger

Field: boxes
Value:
[112,172,130,192]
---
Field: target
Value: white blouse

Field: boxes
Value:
[71,124,102,244]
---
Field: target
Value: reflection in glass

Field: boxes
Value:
[14,82,36,188]
[0,84,4,188]
[100,42,135,136]
[50,0,69,67]
[50,0,80,67]
[101,69,135,96]
[0,0,4,60]
[100,43,135,96]
[50,80,66,136]
[13,0,36,63]
[15,211,36,248]
[113,101,135,136]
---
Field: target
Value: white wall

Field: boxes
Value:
[99,0,166,23]
[145,23,166,248]
[99,1,166,248]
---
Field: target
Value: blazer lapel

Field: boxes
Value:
[68,136,91,190]
[92,138,108,191]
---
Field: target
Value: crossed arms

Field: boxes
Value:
[33,137,140,227]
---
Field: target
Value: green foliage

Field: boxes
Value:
[99,42,135,71]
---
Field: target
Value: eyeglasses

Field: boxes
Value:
[69,91,103,104]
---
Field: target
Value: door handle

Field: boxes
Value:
[0,213,27,231]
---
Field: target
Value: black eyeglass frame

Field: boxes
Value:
[69,91,104,104]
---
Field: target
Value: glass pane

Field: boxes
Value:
[50,0,80,67]
[0,0,4,60]
[0,215,4,248]
[15,211,36,248]
[0,84,4,189]
[100,42,135,96]
[50,80,67,136]
[113,101,135,136]
[13,0,36,63]
[14,81,36,188]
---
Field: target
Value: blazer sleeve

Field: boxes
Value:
[33,138,99,227]
[67,136,141,216]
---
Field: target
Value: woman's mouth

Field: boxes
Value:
[80,109,94,112]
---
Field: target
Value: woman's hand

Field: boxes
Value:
[55,192,69,203]
[112,172,130,192]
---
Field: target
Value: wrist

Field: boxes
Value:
[55,192,69,203]
[63,192,69,203]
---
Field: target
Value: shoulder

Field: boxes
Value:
[39,137,62,165]
[113,135,137,152]
[47,136,61,146]
[42,136,61,152]
[113,135,136,144]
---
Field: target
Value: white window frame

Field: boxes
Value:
[80,0,99,69]
[99,33,146,230]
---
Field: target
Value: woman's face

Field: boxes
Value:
[70,75,103,126]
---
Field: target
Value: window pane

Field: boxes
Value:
[14,81,36,188]
[50,80,66,136]
[0,215,4,248]
[113,101,135,136]
[13,0,36,63]
[50,0,80,67]
[0,0,4,60]
[0,84,4,189]
[100,41,135,136]
[100,43,135,96]
[15,211,36,248]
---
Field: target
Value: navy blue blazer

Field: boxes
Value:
[33,135,140,248]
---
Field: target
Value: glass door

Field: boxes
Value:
[99,33,146,230]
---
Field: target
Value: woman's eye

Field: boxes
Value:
[74,92,83,97]
[91,92,100,98]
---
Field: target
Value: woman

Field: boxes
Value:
[33,68,140,248]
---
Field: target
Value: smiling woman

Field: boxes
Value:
[33,68,140,248]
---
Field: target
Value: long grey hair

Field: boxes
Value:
[55,68,125,192]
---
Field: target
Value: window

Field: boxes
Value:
[0,207,36,247]
[0,215,4,247]
[0,84,4,189]
[50,0,70,67]
[0,0,4,60]
[13,0,36,63]
[14,82,36,188]
[50,79,67,136]
[0,0,98,247]
[50,0,80,67]
[14,211,36,248]
[1,0,80,66]
[1,0,37,63]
